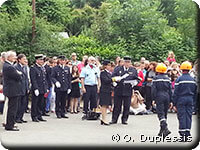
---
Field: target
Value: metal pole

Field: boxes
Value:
[32,0,36,44]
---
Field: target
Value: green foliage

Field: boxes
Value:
[0,0,198,64]
[35,0,71,26]
[58,35,128,60]
[67,4,96,36]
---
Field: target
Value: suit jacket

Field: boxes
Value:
[14,63,29,96]
[51,65,71,92]
[112,66,138,96]
[45,64,53,89]
[30,64,48,94]
[3,61,22,97]
[100,70,112,93]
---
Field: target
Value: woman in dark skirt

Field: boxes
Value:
[70,65,81,114]
[99,60,112,125]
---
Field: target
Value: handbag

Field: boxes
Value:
[82,110,100,120]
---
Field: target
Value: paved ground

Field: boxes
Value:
[0,111,199,149]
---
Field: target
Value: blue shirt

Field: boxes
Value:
[80,64,100,86]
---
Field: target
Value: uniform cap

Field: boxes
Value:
[124,56,131,61]
[35,54,45,60]
[102,60,111,65]
[58,55,66,60]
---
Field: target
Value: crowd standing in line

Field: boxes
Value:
[0,50,198,142]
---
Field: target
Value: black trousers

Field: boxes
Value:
[31,93,44,120]
[145,86,152,110]
[5,96,19,129]
[84,85,97,113]
[55,91,67,116]
[112,94,131,122]
[16,95,27,121]
[42,97,47,115]
[25,92,30,111]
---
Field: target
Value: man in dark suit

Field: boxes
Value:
[51,55,71,119]
[30,54,49,122]
[14,54,29,123]
[3,51,22,131]
[43,57,52,115]
[110,56,139,125]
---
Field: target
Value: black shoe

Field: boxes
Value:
[42,113,50,116]
[15,120,23,123]
[61,115,69,118]
[163,128,171,138]
[38,118,47,122]
[101,120,109,126]
[57,115,62,119]
[122,121,128,125]
[5,128,20,131]
[109,121,117,124]
[32,118,39,122]
[158,128,165,136]
[21,119,27,123]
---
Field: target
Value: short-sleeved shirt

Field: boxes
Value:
[71,60,80,66]
[80,64,100,86]
[77,62,84,73]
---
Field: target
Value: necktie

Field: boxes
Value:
[89,65,93,69]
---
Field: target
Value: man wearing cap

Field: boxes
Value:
[30,54,49,122]
[51,55,71,119]
[110,56,138,125]
[71,52,80,66]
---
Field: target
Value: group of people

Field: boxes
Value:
[0,50,198,142]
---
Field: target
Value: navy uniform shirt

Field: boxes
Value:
[51,65,71,92]
[151,74,172,102]
[30,64,48,94]
[112,66,138,97]
[172,73,197,106]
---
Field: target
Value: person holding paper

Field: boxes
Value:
[110,56,138,125]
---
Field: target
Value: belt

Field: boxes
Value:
[85,85,97,87]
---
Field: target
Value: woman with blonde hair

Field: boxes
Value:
[167,51,176,64]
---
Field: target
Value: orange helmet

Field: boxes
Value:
[180,61,192,70]
[155,63,167,73]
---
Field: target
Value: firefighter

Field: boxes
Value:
[173,61,197,142]
[152,63,172,138]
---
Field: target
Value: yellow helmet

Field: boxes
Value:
[155,63,167,73]
[180,61,192,70]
